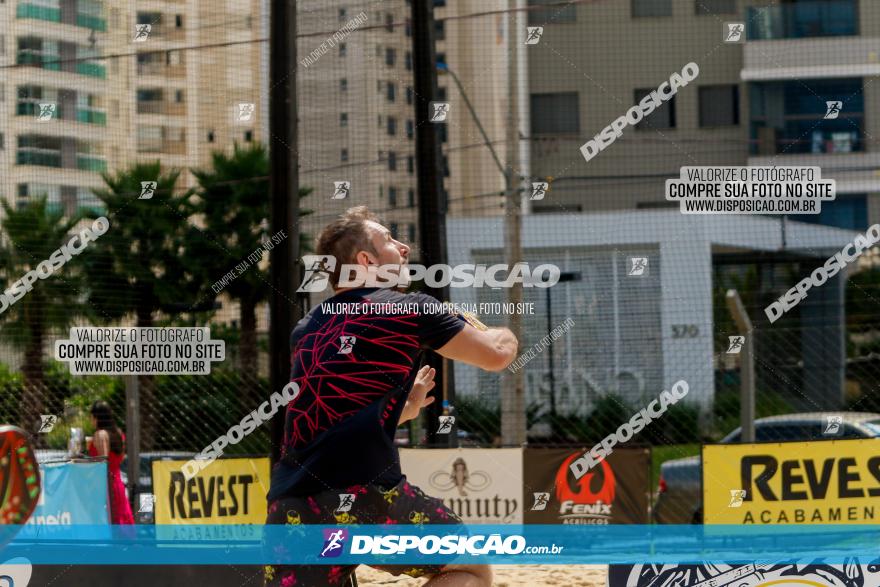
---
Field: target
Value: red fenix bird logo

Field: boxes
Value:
[554,453,615,521]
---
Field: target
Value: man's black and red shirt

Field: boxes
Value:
[267,288,464,500]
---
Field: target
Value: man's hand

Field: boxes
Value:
[399,365,436,425]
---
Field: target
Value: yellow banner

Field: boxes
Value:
[152,457,270,525]
[703,439,880,524]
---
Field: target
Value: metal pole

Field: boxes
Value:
[725,290,755,442]
[269,0,301,464]
[500,0,525,446]
[412,0,454,447]
[124,375,140,516]
[546,287,555,419]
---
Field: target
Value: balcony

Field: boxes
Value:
[136,61,186,78]
[16,50,61,71]
[17,147,62,167]
[17,1,106,31]
[137,139,187,155]
[136,101,186,116]
[76,154,106,172]
[17,3,61,24]
[75,61,106,78]
[747,0,857,40]
[76,107,106,125]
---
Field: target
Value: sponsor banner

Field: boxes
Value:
[29,461,109,526]
[609,562,880,587]
[703,439,880,525]
[523,447,650,524]
[5,524,880,564]
[152,457,269,526]
[399,448,523,523]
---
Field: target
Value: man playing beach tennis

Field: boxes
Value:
[264,206,518,587]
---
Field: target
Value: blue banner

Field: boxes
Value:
[28,462,109,530]
[2,525,880,565]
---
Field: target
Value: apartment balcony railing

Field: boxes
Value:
[17,1,107,30]
[16,49,61,71]
[752,125,865,155]
[136,101,186,115]
[136,61,186,78]
[748,0,857,40]
[137,139,187,155]
[142,25,185,41]
[75,61,106,78]
[16,101,106,125]
[17,147,62,167]
[76,154,107,172]
[17,3,61,24]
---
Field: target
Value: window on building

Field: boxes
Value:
[244,130,253,142]
[389,186,398,207]
[174,89,184,103]
[405,18,412,37]
[434,0,446,7]
[387,82,396,102]
[436,52,447,67]
[341,148,349,162]
[387,116,397,135]
[634,88,676,129]
[442,155,449,177]
[207,130,215,142]
[408,223,416,242]
[407,156,414,173]
[405,51,412,71]
[340,78,348,92]
[699,85,739,127]
[386,47,396,67]
[175,14,183,27]
[0,133,4,150]
[339,43,347,57]
[438,124,448,143]
[435,20,445,41]
[695,0,736,15]
[528,0,576,24]
[406,120,414,139]
[339,7,347,21]
[406,86,414,105]
[632,0,672,17]
[390,223,399,238]
[531,92,580,134]
[388,151,397,171]
[407,189,415,207]
[750,78,863,154]
[385,13,394,32]
[437,86,448,101]
[340,112,349,127]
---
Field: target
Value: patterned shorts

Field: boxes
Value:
[263,476,463,587]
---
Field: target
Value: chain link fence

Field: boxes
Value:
[2,0,880,529]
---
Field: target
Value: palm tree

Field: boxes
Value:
[84,161,199,449]
[0,198,90,431]
[189,142,312,396]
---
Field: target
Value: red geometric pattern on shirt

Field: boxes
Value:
[282,311,420,451]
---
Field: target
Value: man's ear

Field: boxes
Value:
[354,250,376,266]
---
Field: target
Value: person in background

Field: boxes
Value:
[88,401,134,525]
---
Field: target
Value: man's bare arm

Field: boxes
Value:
[436,325,518,372]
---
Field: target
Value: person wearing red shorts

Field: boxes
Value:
[265,206,518,587]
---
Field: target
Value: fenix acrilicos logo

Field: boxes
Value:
[297,255,561,292]
[556,454,615,524]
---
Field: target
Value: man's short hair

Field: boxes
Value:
[316,206,381,288]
